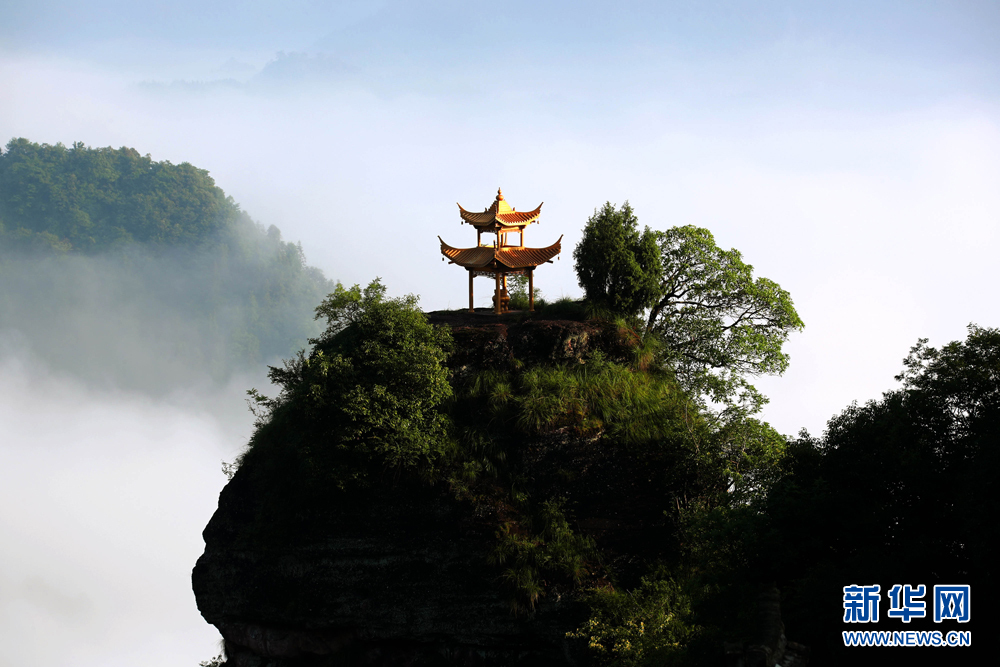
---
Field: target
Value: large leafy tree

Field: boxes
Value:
[645,225,804,411]
[573,204,803,411]
[573,202,661,318]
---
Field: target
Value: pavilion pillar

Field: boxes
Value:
[528,269,534,311]
[468,271,474,312]
[494,271,502,315]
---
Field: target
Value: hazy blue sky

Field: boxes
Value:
[2,2,998,665]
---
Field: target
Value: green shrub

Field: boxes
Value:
[506,274,545,311]
[459,356,694,451]
[491,498,596,613]
[535,297,589,321]
[568,577,702,667]
[245,279,454,489]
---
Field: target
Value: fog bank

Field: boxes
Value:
[0,344,263,667]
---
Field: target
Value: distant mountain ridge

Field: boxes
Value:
[0,138,335,391]
[0,138,244,252]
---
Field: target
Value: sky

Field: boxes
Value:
[1,1,998,665]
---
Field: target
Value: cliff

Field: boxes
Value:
[193,317,633,666]
[193,310,805,666]
[193,461,579,666]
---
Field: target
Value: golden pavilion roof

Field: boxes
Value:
[439,236,563,270]
[458,188,543,231]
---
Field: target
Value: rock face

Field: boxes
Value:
[193,315,809,665]
[194,470,583,666]
[193,318,618,666]
[426,312,640,372]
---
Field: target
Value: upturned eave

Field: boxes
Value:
[439,235,562,269]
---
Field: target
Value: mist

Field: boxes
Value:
[0,178,329,665]
[0,221,328,395]
[1,1,999,664]
[4,41,998,434]
[0,342,259,666]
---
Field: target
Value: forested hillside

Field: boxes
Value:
[0,138,334,390]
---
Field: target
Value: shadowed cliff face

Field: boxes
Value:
[193,466,585,667]
[192,319,630,667]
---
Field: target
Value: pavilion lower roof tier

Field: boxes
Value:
[439,236,562,269]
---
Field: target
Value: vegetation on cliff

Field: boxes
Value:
[223,271,793,665]
[198,199,806,665]
[244,279,454,492]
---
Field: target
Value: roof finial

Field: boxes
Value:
[496,188,504,201]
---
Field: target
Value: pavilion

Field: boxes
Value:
[439,188,562,314]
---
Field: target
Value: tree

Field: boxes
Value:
[895,323,1000,432]
[254,279,454,487]
[573,204,803,412]
[645,225,803,412]
[756,325,999,661]
[573,202,661,318]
